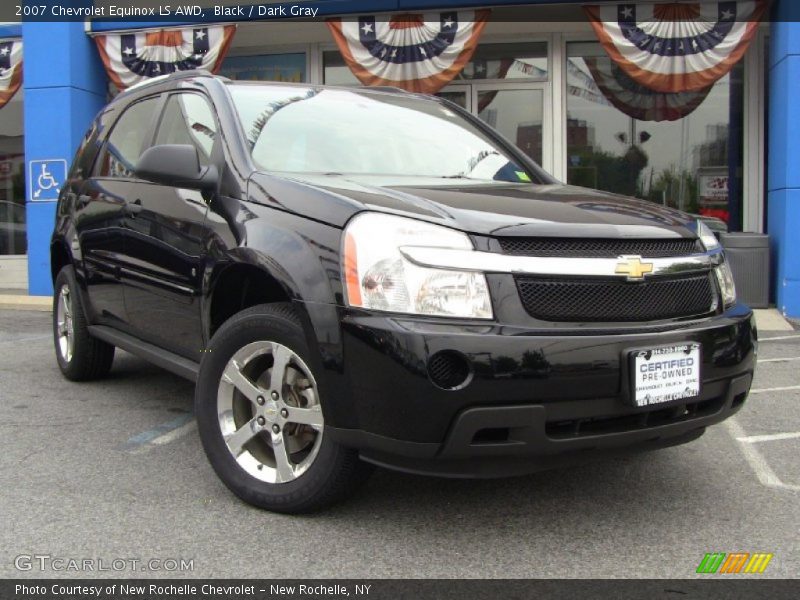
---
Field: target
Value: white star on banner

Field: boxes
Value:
[195,30,206,40]
[721,9,734,20]
[621,6,634,18]
[443,18,454,28]
[0,47,9,57]
[153,64,160,73]
[391,49,398,58]
[419,46,426,56]
[692,39,699,50]
[123,47,134,56]
[361,22,373,35]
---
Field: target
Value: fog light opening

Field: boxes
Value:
[427,351,472,391]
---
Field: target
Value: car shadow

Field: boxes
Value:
[93,352,723,532]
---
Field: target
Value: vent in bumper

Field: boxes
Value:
[546,396,725,439]
[515,273,715,322]
[498,237,702,258]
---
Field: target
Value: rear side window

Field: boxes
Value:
[97,96,161,179]
[154,93,217,166]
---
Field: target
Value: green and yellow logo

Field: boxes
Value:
[696,552,773,574]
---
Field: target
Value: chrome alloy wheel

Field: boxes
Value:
[217,341,324,484]
[56,284,74,363]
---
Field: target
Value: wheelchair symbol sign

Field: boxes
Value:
[29,159,67,201]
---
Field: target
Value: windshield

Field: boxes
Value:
[228,84,543,184]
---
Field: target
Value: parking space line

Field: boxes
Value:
[737,431,800,444]
[749,385,800,394]
[120,413,196,454]
[724,418,800,492]
[0,334,51,345]
[757,357,800,363]
[759,335,800,342]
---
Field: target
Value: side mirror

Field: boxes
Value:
[136,144,218,191]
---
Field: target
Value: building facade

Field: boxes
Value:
[1,1,797,316]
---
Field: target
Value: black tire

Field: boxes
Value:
[195,303,372,513]
[53,265,115,381]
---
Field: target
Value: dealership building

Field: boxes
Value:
[0,0,798,316]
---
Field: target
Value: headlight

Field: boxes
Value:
[715,261,737,308]
[343,213,493,319]
[697,220,721,251]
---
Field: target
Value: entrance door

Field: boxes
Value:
[438,82,550,173]
[474,83,548,171]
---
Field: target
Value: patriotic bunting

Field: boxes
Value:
[584,57,713,121]
[327,11,490,94]
[584,2,769,93]
[94,26,236,90]
[0,39,22,109]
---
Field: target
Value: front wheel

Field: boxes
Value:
[195,303,372,513]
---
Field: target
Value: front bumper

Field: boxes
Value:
[325,304,756,478]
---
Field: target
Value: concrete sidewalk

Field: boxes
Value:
[0,293,51,312]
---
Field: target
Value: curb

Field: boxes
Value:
[753,309,795,332]
[0,294,52,312]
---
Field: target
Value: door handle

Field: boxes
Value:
[124,199,143,217]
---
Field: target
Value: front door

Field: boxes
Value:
[121,92,219,360]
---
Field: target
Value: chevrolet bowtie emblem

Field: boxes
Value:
[615,256,654,280]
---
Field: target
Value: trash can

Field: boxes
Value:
[719,233,770,309]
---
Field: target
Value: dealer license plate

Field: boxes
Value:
[631,343,701,407]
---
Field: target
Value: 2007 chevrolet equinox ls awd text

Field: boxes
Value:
[51,71,755,513]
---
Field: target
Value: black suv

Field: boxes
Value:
[52,71,755,513]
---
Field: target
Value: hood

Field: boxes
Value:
[247,172,698,239]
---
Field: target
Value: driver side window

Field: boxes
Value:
[154,93,218,166]
[97,96,161,179]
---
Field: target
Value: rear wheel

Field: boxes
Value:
[53,265,115,381]
[195,303,372,513]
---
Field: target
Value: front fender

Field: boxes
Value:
[203,200,356,426]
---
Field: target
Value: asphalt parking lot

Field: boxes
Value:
[0,309,798,579]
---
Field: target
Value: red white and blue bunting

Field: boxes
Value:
[327,11,490,94]
[584,1,769,93]
[0,39,22,109]
[584,56,712,121]
[94,26,236,90]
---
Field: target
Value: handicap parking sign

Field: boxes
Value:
[29,159,67,202]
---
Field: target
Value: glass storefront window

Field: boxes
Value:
[220,53,306,82]
[0,93,25,255]
[323,50,358,86]
[454,41,547,81]
[323,42,548,86]
[566,42,744,231]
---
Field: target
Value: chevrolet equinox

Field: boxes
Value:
[51,71,756,513]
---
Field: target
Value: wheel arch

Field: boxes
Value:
[50,239,72,282]
[206,262,294,340]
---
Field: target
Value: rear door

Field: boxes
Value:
[76,96,162,328]
[120,92,219,359]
